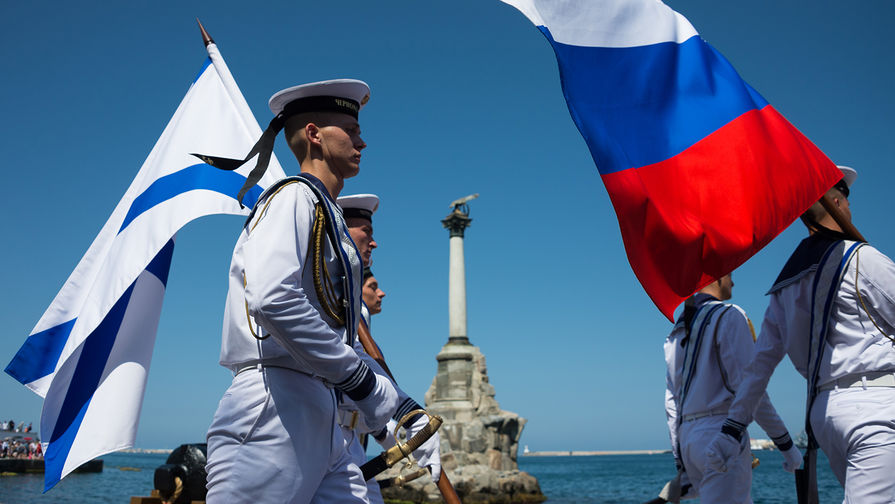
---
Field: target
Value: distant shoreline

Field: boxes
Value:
[523,450,671,456]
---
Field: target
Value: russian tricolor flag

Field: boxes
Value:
[501,0,842,319]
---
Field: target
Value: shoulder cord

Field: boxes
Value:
[853,248,895,344]
[311,203,347,326]
[241,181,346,339]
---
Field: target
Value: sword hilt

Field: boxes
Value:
[361,410,443,480]
[385,410,443,466]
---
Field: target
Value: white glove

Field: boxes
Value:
[373,420,398,450]
[704,432,744,473]
[405,414,441,483]
[781,445,803,473]
[352,373,399,430]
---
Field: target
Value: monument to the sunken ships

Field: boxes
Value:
[378,195,544,503]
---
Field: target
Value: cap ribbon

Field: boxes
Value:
[191,113,287,208]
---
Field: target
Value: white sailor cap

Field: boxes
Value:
[834,165,857,198]
[337,193,379,221]
[269,79,371,118]
[837,165,857,187]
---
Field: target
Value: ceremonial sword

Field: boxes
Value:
[356,321,462,503]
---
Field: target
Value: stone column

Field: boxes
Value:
[431,208,476,417]
[442,210,472,345]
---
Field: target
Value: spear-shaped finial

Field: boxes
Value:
[197,18,214,47]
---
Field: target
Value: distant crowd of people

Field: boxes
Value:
[1,437,42,459]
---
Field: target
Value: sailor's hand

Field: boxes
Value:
[781,445,803,473]
[705,419,747,473]
[405,414,442,483]
[352,372,399,430]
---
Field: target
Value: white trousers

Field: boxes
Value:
[680,415,753,504]
[206,367,370,503]
[341,426,384,504]
[811,387,895,504]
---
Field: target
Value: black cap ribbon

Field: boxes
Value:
[191,113,287,208]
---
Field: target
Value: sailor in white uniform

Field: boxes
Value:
[665,274,802,503]
[706,166,895,502]
[335,195,441,503]
[204,80,400,503]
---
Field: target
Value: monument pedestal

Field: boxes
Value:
[378,342,544,503]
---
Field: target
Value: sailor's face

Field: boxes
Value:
[320,114,365,179]
[362,276,385,315]
[347,218,377,266]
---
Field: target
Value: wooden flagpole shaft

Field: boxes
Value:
[819,194,866,242]
[356,322,462,504]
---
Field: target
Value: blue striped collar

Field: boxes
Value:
[296,172,333,202]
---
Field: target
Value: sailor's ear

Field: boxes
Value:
[306,123,322,146]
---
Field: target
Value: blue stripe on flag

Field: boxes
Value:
[43,241,174,491]
[43,282,136,490]
[119,164,263,233]
[540,27,768,175]
[146,239,175,287]
[4,240,175,388]
[192,57,212,84]
[5,319,77,386]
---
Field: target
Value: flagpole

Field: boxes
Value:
[197,18,214,47]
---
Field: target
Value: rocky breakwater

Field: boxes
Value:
[377,344,544,503]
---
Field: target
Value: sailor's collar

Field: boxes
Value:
[296,172,334,203]
[672,292,721,330]
[691,292,719,307]
[768,234,844,295]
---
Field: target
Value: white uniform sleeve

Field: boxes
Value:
[352,338,424,424]
[242,185,371,395]
[664,338,680,461]
[718,308,789,439]
[854,246,895,336]
[726,298,788,426]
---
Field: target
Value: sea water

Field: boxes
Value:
[0,450,845,503]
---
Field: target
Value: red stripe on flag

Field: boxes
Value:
[602,105,842,319]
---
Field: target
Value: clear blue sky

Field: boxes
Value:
[2,1,893,453]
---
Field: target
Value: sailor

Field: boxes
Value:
[338,193,379,267]
[705,166,895,501]
[204,80,400,503]
[361,268,386,317]
[665,274,802,503]
[335,195,441,503]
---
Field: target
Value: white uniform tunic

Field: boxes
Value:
[206,175,379,504]
[665,294,790,504]
[727,238,895,502]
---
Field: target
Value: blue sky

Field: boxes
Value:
[2,0,894,454]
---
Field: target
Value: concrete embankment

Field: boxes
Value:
[524,450,671,456]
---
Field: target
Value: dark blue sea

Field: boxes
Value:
[0,450,844,503]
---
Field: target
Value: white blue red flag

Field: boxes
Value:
[500,0,842,319]
[4,40,285,490]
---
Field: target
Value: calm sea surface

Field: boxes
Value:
[0,450,845,503]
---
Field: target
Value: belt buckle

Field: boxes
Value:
[349,411,359,430]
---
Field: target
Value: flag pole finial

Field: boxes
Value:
[197,18,214,47]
